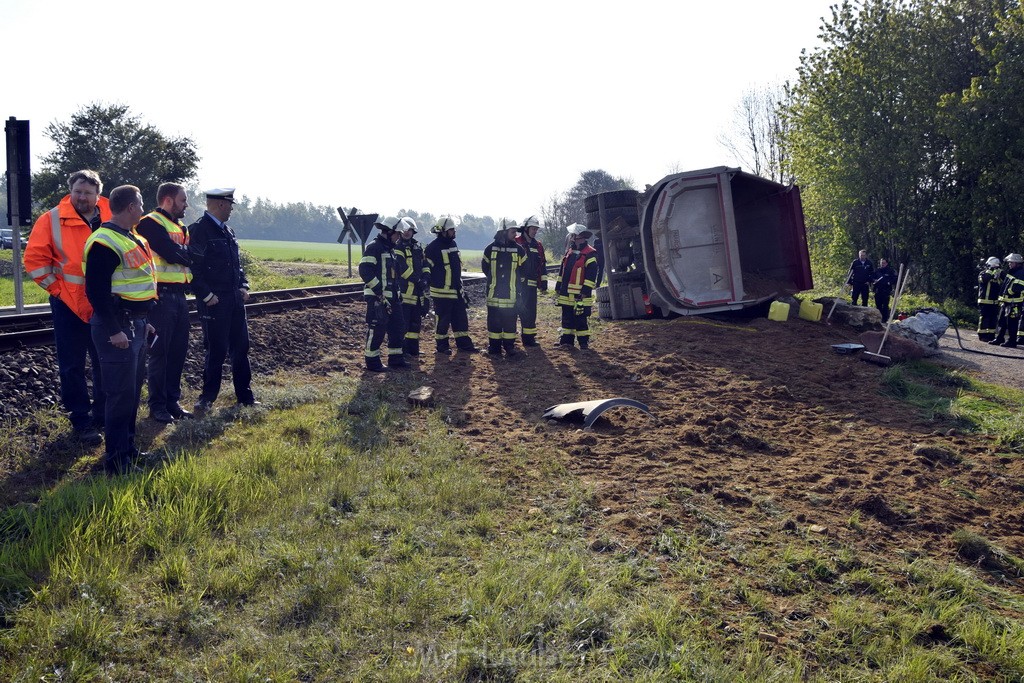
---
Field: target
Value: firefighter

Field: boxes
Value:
[24,169,111,446]
[482,218,527,356]
[515,215,547,346]
[396,217,430,357]
[555,223,599,350]
[425,215,478,355]
[871,257,898,322]
[82,185,157,475]
[359,217,410,371]
[989,253,1024,348]
[977,256,1004,342]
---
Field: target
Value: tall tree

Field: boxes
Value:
[540,169,633,254]
[719,82,794,184]
[34,103,199,210]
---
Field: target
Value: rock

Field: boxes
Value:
[808,524,828,534]
[889,322,940,355]
[913,443,960,466]
[407,386,434,407]
[816,298,883,330]
[907,310,950,338]
[857,331,927,362]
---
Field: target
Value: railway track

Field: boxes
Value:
[0,283,366,352]
[0,276,486,352]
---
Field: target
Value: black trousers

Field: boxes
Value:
[559,304,591,347]
[518,284,538,344]
[978,303,1000,341]
[851,283,870,306]
[401,301,422,355]
[197,292,253,403]
[874,292,891,323]
[433,297,475,351]
[486,306,518,353]
[147,288,190,411]
[364,299,406,369]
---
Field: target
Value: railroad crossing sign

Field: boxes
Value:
[336,207,379,247]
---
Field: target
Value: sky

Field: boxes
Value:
[2,0,835,221]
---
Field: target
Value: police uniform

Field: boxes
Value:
[871,263,898,322]
[187,189,256,408]
[847,256,874,306]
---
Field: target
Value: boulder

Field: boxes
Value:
[815,298,883,330]
[858,331,927,362]
[889,317,944,356]
[903,310,950,338]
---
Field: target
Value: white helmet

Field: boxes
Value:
[498,217,518,231]
[985,256,1001,268]
[431,215,459,235]
[374,216,403,234]
[521,215,544,231]
[566,222,592,237]
[1005,253,1024,264]
[400,217,418,233]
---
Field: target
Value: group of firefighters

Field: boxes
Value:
[357,215,599,371]
[977,253,1024,348]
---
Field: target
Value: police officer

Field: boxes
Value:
[396,218,430,357]
[515,215,547,347]
[188,188,257,411]
[555,223,599,350]
[482,218,527,356]
[425,215,478,355]
[871,257,898,322]
[359,217,410,371]
[990,253,1024,348]
[847,249,874,306]
[135,182,192,423]
[977,256,1004,342]
[83,185,157,475]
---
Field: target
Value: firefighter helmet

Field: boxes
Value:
[498,217,518,231]
[374,216,403,234]
[400,217,417,233]
[986,256,1001,268]
[1005,253,1024,264]
[521,215,544,231]
[431,215,459,235]
[566,222,592,237]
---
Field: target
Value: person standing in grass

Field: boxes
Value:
[24,169,110,446]
[359,217,410,372]
[135,182,193,424]
[188,188,257,411]
[83,185,156,475]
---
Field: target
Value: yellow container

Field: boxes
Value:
[798,299,823,322]
[768,301,790,321]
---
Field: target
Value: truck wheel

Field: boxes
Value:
[595,285,610,303]
[584,190,639,213]
[597,301,613,319]
[584,211,601,230]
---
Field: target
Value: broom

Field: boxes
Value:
[862,264,908,366]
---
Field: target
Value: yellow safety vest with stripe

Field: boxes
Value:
[82,227,158,302]
[144,211,192,284]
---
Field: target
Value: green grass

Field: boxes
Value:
[240,239,484,271]
[2,372,1024,680]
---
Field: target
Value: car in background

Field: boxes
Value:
[1,228,27,249]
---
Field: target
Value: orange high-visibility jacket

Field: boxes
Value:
[24,194,113,323]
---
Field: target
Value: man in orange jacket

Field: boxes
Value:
[24,170,111,445]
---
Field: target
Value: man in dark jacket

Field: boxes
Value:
[871,258,898,322]
[187,188,256,412]
[990,253,1024,348]
[556,223,599,350]
[515,215,547,347]
[425,216,478,355]
[396,218,429,357]
[847,249,874,306]
[359,217,409,371]
[135,182,192,423]
[482,219,527,356]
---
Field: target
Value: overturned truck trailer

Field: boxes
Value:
[587,167,813,319]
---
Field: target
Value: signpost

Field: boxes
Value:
[5,117,30,313]
[336,207,379,278]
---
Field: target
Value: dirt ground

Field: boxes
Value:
[335,295,1024,575]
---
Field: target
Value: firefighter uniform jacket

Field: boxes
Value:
[396,237,428,305]
[514,233,547,287]
[999,266,1024,307]
[425,234,464,299]
[360,234,406,303]
[481,237,527,307]
[24,194,113,323]
[978,266,1004,305]
[556,244,599,306]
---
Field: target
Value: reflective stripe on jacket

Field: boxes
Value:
[397,239,427,304]
[999,269,1024,304]
[82,228,158,302]
[24,195,112,322]
[556,244,598,306]
[425,235,463,299]
[144,211,192,284]
[482,241,526,307]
